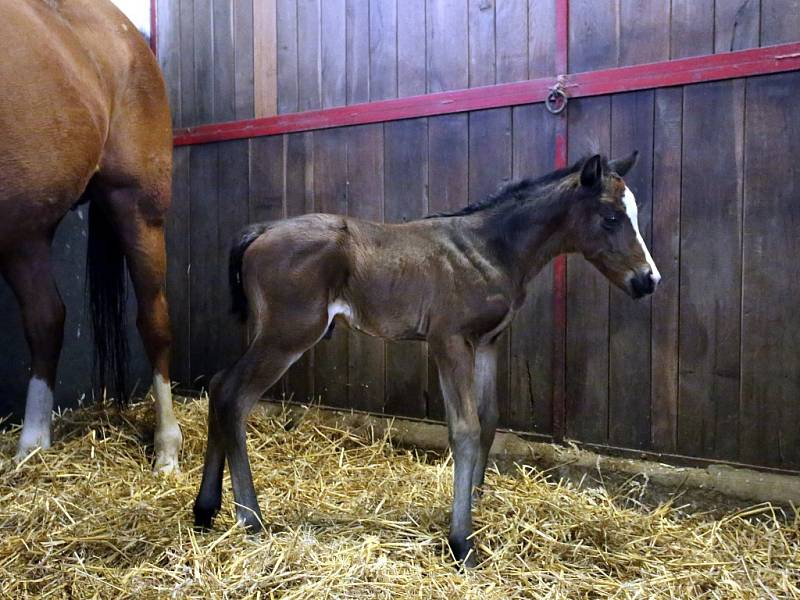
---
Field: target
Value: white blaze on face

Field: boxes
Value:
[16,376,54,460]
[622,186,661,283]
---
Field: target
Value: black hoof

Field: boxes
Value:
[193,502,220,531]
[448,536,477,569]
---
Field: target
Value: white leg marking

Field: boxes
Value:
[622,186,661,283]
[152,372,183,474]
[15,377,54,461]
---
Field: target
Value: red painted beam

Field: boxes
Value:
[174,78,554,146]
[173,41,800,146]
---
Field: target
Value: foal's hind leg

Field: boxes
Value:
[193,369,228,528]
[99,188,182,473]
[1,241,65,460]
[472,343,499,497]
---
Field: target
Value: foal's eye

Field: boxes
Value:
[602,215,620,230]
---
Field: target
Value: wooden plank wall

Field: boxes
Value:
[157,1,800,471]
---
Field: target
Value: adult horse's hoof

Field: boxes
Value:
[153,424,183,475]
[449,536,477,569]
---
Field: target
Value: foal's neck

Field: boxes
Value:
[468,179,576,290]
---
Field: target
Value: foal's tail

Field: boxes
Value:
[229,223,269,322]
[86,187,129,404]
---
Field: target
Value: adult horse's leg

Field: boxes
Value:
[2,240,65,459]
[97,189,182,473]
[472,343,499,496]
[431,335,480,567]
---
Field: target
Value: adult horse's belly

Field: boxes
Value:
[0,0,110,244]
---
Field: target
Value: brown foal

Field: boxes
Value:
[194,152,660,566]
[0,0,181,471]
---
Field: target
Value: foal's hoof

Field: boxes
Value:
[237,514,265,535]
[193,503,220,531]
[448,537,477,569]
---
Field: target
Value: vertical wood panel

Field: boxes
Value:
[671,0,715,58]
[397,0,427,97]
[715,0,761,52]
[569,0,619,72]
[427,0,468,92]
[276,0,299,114]
[741,72,800,468]
[216,140,250,366]
[650,87,682,453]
[619,0,670,65]
[608,91,654,449]
[469,108,513,427]
[283,132,316,401]
[321,0,347,108]
[346,125,386,412]
[369,0,398,100]
[346,0,370,103]
[496,0,528,83]
[156,0,181,127]
[166,146,191,386]
[529,0,556,76]
[426,114,469,421]
[509,103,556,434]
[213,0,236,122]
[565,96,611,443]
[469,0,496,86]
[193,0,214,123]
[313,128,349,405]
[178,0,196,126]
[189,144,220,386]
[384,119,429,418]
[761,0,800,44]
[297,0,321,110]
[253,0,277,118]
[678,80,744,460]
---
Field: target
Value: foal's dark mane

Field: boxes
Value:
[426,157,592,219]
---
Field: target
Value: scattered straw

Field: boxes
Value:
[0,398,798,598]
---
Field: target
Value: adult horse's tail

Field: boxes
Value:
[229,223,269,322]
[86,187,129,404]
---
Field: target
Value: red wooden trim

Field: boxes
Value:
[554,0,569,74]
[173,78,554,145]
[150,0,158,55]
[173,42,800,146]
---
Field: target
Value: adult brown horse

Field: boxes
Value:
[0,0,181,471]
[194,152,660,566]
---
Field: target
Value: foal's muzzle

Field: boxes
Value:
[629,269,660,299]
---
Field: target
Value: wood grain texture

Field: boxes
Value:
[178,0,196,126]
[740,72,800,468]
[383,119,429,418]
[346,0,370,103]
[619,0,670,65]
[565,96,611,444]
[426,114,469,421]
[508,103,556,434]
[569,0,619,72]
[193,0,214,123]
[297,0,322,111]
[528,0,556,76]
[760,0,800,44]
[369,0,398,100]
[608,90,654,449]
[715,0,761,52]
[346,125,386,411]
[212,0,236,122]
[469,0,496,86]
[253,0,276,118]
[496,0,529,83]
[321,0,347,108]
[650,87,682,453]
[427,0,468,92]
[678,80,744,461]
[276,0,299,113]
[671,0,715,58]
[397,0,427,97]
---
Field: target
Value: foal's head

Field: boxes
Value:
[567,152,660,299]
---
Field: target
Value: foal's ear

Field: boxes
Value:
[608,150,639,177]
[580,155,603,188]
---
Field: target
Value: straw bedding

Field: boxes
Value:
[0,398,797,599]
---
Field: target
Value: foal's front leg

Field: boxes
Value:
[472,344,499,497]
[431,336,480,567]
